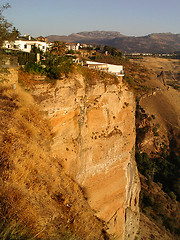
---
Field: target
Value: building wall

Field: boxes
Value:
[86,61,124,76]
[3,40,47,53]
[108,64,123,73]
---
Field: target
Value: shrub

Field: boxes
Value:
[45,55,74,80]
[23,62,45,75]
[168,191,176,201]
[163,217,177,233]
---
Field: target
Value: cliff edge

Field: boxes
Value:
[32,70,140,239]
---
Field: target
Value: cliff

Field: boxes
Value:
[32,69,140,239]
[0,82,110,240]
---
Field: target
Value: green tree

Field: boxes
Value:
[50,41,67,56]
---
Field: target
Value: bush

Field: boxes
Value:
[136,126,151,143]
[168,191,176,201]
[46,65,62,80]
[163,217,177,233]
[135,148,156,178]
[24,62,45,75]
[124,74,135,87]
[45,55,74,80]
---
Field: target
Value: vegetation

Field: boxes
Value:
[0,83,110,240]
[18,53,75,82]
[0,3,12,49]
[23,62,46,75]
[90,48,124,65]
[0,3,18,75]
[50,41,67,56]
[135,102,180,238]
[103,45,123,58]
[139,174,180,237]
[44,54,74,79]
[0,220,34,240]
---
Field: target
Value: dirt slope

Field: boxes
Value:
[132,57,180,153]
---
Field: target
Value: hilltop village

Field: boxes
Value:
[2,34,126,77]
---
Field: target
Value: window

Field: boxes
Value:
[24,44,27,49]
[42,46,45,49]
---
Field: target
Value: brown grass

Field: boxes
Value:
[0,82,110,239]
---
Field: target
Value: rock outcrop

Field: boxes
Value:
[32,72,140,239]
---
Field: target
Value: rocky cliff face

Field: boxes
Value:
[32,72,140,239]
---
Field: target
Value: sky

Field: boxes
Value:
[2,0,180,37]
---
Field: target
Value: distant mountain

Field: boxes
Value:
[47,31,125,44]
[105,32,180,53]
[47,31,180,53]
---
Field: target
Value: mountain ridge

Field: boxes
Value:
[46,31,180,53]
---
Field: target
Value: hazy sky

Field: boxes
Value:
[2,0,180,37]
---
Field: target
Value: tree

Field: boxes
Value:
[0,4,19,50]
[11,27,21,39]
[50,41,67,56]
[0,3,20,77]
[0,3,12,49]
[103,45,123,58]
[0,3,12,75]
[30,44,43,54]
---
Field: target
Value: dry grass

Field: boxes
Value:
[0,82,110,240]
[76,65,120,93]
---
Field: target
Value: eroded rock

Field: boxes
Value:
[32,72,140,239]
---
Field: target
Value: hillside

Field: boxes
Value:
[47,31,180,53]
[106,33,180,53]
[130,57,180,239]
[131,57,180,154]
[0,82,110,239]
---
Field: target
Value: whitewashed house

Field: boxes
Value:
[66,43,80,51]
[86,61,124,77]
[3,35,48,53]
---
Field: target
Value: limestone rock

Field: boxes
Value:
[32,72,140,239]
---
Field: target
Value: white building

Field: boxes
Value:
[86,61,124,77]
[3,35,48,53]
[66,43,80,51]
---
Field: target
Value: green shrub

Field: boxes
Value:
[46,65,62,80]
[45,55,74,80]
[24,62,45,75]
